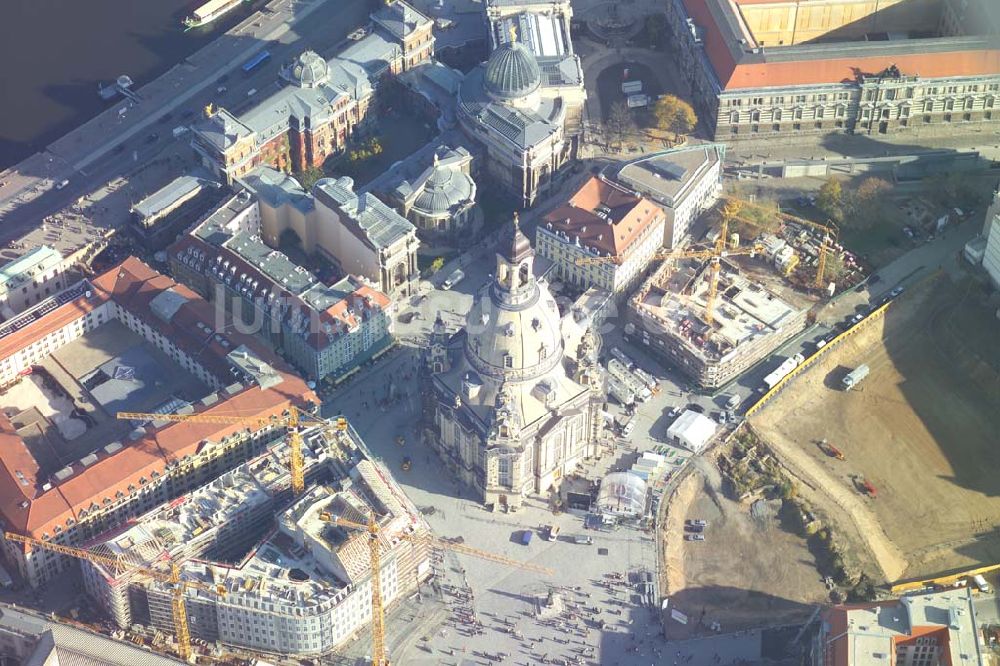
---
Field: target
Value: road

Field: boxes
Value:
[0,0,371,248]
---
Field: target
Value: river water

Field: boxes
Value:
[0,0,265,169]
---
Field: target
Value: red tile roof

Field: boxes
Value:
[681,0,1000,90]
[543,177,663,258]
[0,257,317,541]
[0,292,109,361]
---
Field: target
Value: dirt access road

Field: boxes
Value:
[751,275,1000,582]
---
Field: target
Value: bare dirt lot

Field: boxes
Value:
[751,275,1000,582]
[661,460,829,639]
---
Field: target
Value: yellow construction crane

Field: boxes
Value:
[116,408,347,496]
[4,531,227,661]
[772,210,839,289]
[320,512,552,666]
[576,240,762,325]
[720,196,839,289]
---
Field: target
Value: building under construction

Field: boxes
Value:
[0,257,317,588]
[80,422,431,657]
[626,254,809,389]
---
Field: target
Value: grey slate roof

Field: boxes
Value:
[192,108,253,152]
[314,176,415,250]
[459,67,562,149]
[238,166,315,215]
[132,174,211,221]
[371,0,432,40]
[0,605,184,666]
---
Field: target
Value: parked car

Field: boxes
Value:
[684,534,705,541]
[573,535,593,545]
[687,519,708,527]
[621,421,635,438]
[688,403,705,414]
[890,286,904,298]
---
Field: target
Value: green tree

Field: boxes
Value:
[429,257,445,274]
[295,166,325,190]
[816,177,844,224]
[653,95,698,140]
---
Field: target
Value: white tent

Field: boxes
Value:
[666,410,717,453]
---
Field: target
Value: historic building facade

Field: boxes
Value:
[425,219,603,509]
[665,0,1000,142]
[191,1,434,183]
[457,0,585,206]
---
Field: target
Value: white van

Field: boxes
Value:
[972,574,992,593]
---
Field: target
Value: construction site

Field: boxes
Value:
[750,274,1000,583]
[70,422,433,660]
[623,199,846,390]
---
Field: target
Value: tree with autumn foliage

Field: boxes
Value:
[653,95,698,140]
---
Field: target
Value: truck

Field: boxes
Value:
[610,347,636,371]
[172,126,190,138]
[842,364,870,391]
[442,268,465,290]
[621,80,643,94]
[607,375,636,406]
[545,524,560,541]
[608,359,651,402]
[633,367,659,394]
[626,94,650,109]
[972,574,992,593]
[762,353,805,390]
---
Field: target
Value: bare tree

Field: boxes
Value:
[606,101,635,149]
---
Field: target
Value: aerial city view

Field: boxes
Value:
[1,0,1000,664]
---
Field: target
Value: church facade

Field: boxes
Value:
[424,219,603,509]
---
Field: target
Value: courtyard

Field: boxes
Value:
[0,320,208,476]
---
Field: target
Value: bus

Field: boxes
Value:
[242,50,271,75]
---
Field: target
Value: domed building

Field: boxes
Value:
[286,51,330,89]
[379,144,481,244]
[425,216,603,509]
[457,3,585,207]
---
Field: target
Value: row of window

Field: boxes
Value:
[729,111,995,134]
